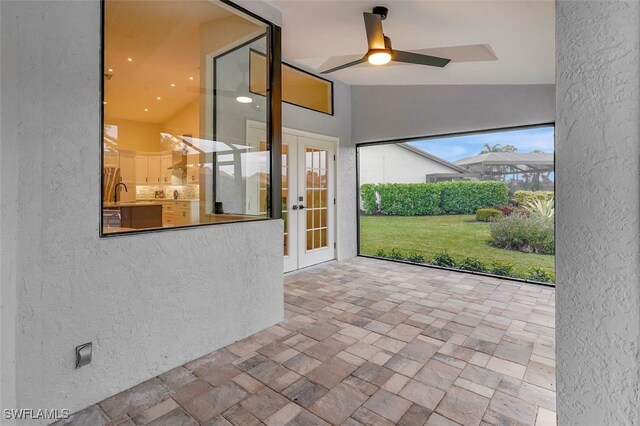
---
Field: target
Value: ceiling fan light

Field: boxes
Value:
[236,96,253,104]
[368,50,392,65]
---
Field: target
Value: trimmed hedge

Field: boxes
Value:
[371,249,554,283]
[439,181,509,214]
[514,190,554,207]
[377,183,442,216]
[360,181,509,216]
[476,208,503,222]
[360,184,378,215]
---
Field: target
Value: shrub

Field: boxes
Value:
[439,181,509,214]
[514,190,554,207]
[387,248,404,260]
[524,198,554,219]
[490,261,515,277]
[458,257,487,272]
[489,214,555,255]
[374,249,387,258]
[497,205,529,216]
[376,183,442,216]
[360,184,379,215]
[498,205,514,216]
[476,208,503,222]
[406,252,426,263]
[433,251,456,268]
[526,267,555,283]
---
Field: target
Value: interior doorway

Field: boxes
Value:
[247,121,337,272]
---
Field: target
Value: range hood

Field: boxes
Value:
[168,151,187,170]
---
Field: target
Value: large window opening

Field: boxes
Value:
[358,125,555,285]
[101,0,279,236]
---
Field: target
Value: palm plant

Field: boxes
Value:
[524,198,554,219]
[479,143,518,154]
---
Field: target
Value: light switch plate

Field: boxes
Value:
[75,342,92,368]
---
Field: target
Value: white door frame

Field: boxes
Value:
[246,120,338,272]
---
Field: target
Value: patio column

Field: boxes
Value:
[556,1,640,424]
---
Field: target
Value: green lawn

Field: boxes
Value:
[360,214,554,278]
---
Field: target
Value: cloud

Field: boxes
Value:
[407,127,554,162]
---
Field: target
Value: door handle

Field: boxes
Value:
[292,205,298,210]
[298,205,306,210]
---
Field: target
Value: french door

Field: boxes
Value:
[246,122,336,272]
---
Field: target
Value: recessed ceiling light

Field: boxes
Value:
[170,83,176,87]
[236,96,253,104]
[107,68,114,72]
[127,58,133,62]
[156,96,161,100]
[189,76,194,81]
[144,108,148,112]
[103,101,107,105]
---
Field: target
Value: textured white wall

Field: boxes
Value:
[359,144,460,184]
[556,1,640,425]
[0,0,19,418]
[351,84,555,143]
[1,0,283,419]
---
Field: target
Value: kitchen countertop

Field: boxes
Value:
[103,201,164,208]
[136,198,200,203]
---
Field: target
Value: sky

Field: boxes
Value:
[407,126,554,163]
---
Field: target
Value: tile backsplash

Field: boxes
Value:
[137,185,199,200]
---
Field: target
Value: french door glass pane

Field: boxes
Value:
[305,148,329,251]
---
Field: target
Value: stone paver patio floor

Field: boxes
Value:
[57,257,556,426]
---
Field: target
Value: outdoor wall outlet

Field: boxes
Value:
[75,342,92,368]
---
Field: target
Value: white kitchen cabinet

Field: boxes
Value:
[162,200,199,226]
[147,155,162,184]
[186,154,200,184]
[161,154,172,184]
[135,155,148,184]
[120,152,136,183]
[118,151,136,202]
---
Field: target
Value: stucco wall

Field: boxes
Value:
[1,0,283,419]
[359,144,460,184]
[0,0,19,416]
[351,84,555,143]
[556,1,640,424]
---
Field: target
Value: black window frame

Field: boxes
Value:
[99,0,282,238]
[355,122,556,287]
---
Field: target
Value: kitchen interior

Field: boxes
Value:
[102,0,270,235]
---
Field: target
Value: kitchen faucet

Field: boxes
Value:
[114,182,128,203]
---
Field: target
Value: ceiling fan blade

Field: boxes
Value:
[363,12,385,50]
[321,56,367,74]
[415,44,497,63]
[393,50,451,68]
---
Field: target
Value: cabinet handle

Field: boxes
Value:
[158,177,160,182]
[145,177,148,182]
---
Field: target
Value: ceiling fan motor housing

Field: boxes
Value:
[373,6,388,20]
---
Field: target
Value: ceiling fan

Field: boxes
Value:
[321,6,451,74]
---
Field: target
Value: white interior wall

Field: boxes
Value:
[556,1,640,424]
[0,0,283,421]
[351,84,555,143]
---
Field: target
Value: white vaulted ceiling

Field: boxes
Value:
[268,0,555,85]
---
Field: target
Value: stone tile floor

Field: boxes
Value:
[57,257,556,426]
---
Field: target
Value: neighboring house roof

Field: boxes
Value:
[454,152,554,167]
[398,143,469,173]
